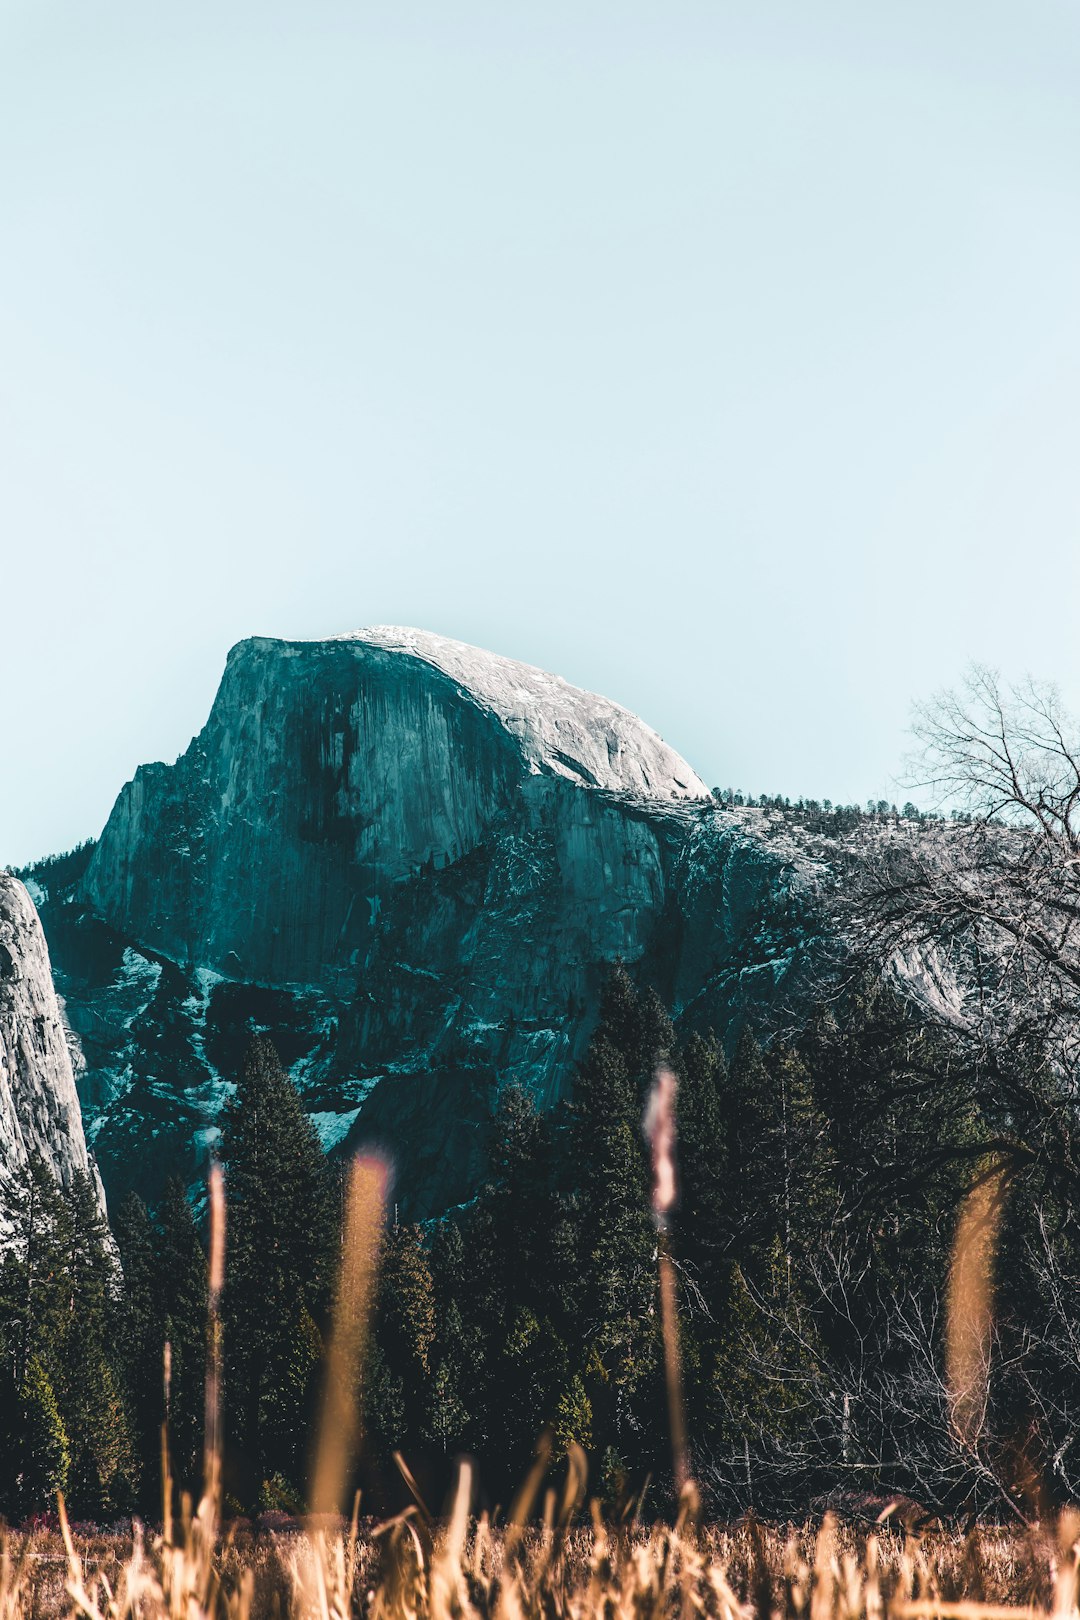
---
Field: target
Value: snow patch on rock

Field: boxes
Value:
[308,1106,363,1152]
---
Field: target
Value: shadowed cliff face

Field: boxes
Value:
[81,639,527,985]
[0,874,106,1229]
[80,632,708,985]
[32,630,823,1217]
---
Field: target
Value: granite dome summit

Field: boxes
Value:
[332,628,711,801]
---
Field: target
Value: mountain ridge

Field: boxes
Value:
[24,629,827,1216]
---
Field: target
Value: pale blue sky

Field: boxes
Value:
[3,1,1079,865]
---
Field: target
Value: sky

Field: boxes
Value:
[2,1,1079,866]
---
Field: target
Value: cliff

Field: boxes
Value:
[0,872,105,1226]
[32,630,825,1215]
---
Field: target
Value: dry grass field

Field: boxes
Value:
[5,1487,1080,1620]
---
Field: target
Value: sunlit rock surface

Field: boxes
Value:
[0,873,105,1225]
[31,631,823,1216]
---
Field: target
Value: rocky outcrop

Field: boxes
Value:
[30,630,825,1217]
[80,630,710,985]
[0,873,105,1224]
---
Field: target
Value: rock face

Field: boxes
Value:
[31,630,824,1216]
[0,872,105,1224]
[80,630,710,984]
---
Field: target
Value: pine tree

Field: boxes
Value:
[0,1158,73,1517]
[157,1178,209,1496]
[0,1161,135,1518]
[636,988,676,1082]
[552,1372,593,1456]
[487,1086,568,1311]
[767,1045,835,1284]
[113,1184,208,1513]
[56,1173,137,1517]
[113,1191,159,1510]
[220,1036,335,1507]
[0,1156,72,1389]
[368,1222,435,1455]
[673,1031,731,1442]
[721,1029,779,1274]
[572,993,657,1463]
[438,1093,566,1480]
[0,1353,70,1519]
[427,1219,474,1455]
[676,1032,728,1301]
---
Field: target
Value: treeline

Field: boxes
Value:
[2,968,1078,1522]
[8,838,97,893]
[0,1163,135,1520]
[711,789,976,831]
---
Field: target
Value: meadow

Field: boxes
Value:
[6,1492,1080,1620]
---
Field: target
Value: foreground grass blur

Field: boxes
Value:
[7,1497,1080,1620]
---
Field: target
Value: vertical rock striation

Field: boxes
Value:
[0,872,104,1223]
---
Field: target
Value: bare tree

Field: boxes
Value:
[693,673,1080,1520]
[912,665,1080,830]
[843,665,1080,1086]
[695,1236,1032,1521]
[788,677,1080,1518]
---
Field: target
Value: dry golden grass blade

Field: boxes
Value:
[428,1465,474,1620]
[705,1559,756,1620]
[839,1548,864,1620]
[675,1478,700,1536]
[0,1536,34,1620]
[468,1511,491,1582]
[629,1473,652,1533]
[865,1532,884,1620]
[202,1161,226,1529]
[558,1443,588,1530]
[161,1339,173,1546]
[658,1248,689,1496]
[646,1065,689,1496]
[504,1432,553,1558]
[782,1527,811,1620]
[810,1514,838,1620]
[893,1605,1041,1619]
[392,1451,434,1534]
[1050,1509,1080,1620]
[297,1153,386,1620]
[58,1496,107,1620]
[296,1159,383,1620]
[946,1164,1008,1450]
[445,1458,472,1561]
[311,1154,388,1521]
